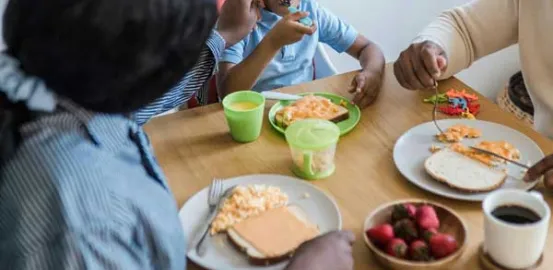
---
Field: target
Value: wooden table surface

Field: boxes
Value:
[144,64,553,269]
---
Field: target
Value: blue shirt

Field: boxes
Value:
[221,0,358,92]
[0,31,225,269]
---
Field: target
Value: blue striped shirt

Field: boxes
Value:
[0,31,225,269]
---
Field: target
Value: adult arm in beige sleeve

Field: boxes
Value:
[415,0,519,79]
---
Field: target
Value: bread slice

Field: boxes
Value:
[275,96,349,129]
[227,205,320,266]
[424,148,507,192]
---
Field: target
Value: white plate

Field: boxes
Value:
[393,120,543,201]
[180,174,342,270]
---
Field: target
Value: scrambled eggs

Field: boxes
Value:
[210,185,288,235]
[436,124,482,143]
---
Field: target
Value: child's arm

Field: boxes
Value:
[218,37,281,98]
[313,1,385,108]
[347,35,385,83]
[218,12,316,97]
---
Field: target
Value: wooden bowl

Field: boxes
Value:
[363,200,468,270]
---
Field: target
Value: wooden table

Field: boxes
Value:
[145,64,553,269]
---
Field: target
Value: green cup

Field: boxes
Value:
[222,91,265,143]
[285,119,340,180]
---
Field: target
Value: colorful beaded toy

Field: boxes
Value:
[424,89,481,117]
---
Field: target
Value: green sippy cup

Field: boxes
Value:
[285,119,340,180]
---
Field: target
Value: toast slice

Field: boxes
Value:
[424,148,507,192]
[275,95,349,129]
[227,205,320,266]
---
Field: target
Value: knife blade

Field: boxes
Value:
[469,146,530,169]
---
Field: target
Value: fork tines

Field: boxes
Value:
[208,179,224,205]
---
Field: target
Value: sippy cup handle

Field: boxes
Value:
[303,151,314,177]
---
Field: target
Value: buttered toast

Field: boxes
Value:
[275,95,349,128]
[227,205,320,265]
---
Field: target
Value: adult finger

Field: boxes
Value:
[394,60,412,91]
[420,43,445,80]
[436,55,447,70]
[401,50,424,90]
[524,155,553,182]
[410,52,434,88]
[397,52,415,89]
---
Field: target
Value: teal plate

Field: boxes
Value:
[268,92,361,136]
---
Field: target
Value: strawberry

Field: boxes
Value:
[429,233,458,259]
[416,205,440,231]
[391,203,417,222]
[386,238,408,259]
[366,224,394,247]
[393,219,419,243]
[409,240,431,261]
[422,228,438,243]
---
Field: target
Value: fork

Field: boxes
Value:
[195,179,223,256]
[431,80,445,135]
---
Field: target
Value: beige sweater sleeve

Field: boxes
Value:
[414,0,519,79]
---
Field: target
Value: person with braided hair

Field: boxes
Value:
[0,0,355,269]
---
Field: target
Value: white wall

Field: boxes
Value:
[0,0,520,99]
[318,0,521,100]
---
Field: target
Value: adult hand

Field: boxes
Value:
[393,41,448,90]
[523,155,553,189]
[218,0,259,48]
[349,70,383,109]
[286,231,355,270]
[265,12,317,49]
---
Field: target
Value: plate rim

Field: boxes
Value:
[267,92,361,136]
[180,174,343,269]
[393,119,542,202]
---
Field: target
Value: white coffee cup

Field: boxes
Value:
[483,189,550,269]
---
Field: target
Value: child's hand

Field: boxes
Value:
[349,71,383,109]
[265,12,317,49]
[218,0,259,48]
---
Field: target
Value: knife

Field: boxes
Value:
[469,147,530,169]
[261,91,302,101]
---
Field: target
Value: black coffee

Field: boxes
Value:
[492,205,541,225]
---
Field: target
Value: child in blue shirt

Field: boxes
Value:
[218,0,385,108]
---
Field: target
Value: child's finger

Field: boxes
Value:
[306,23,317,35]
[353,91,365,106]
[255,8,262,21]
[348,79,357,93]
[287,11,309,21]
[291,22,316,35]
[355,76,365,93]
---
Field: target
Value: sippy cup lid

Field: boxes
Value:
[285,119,340,150]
